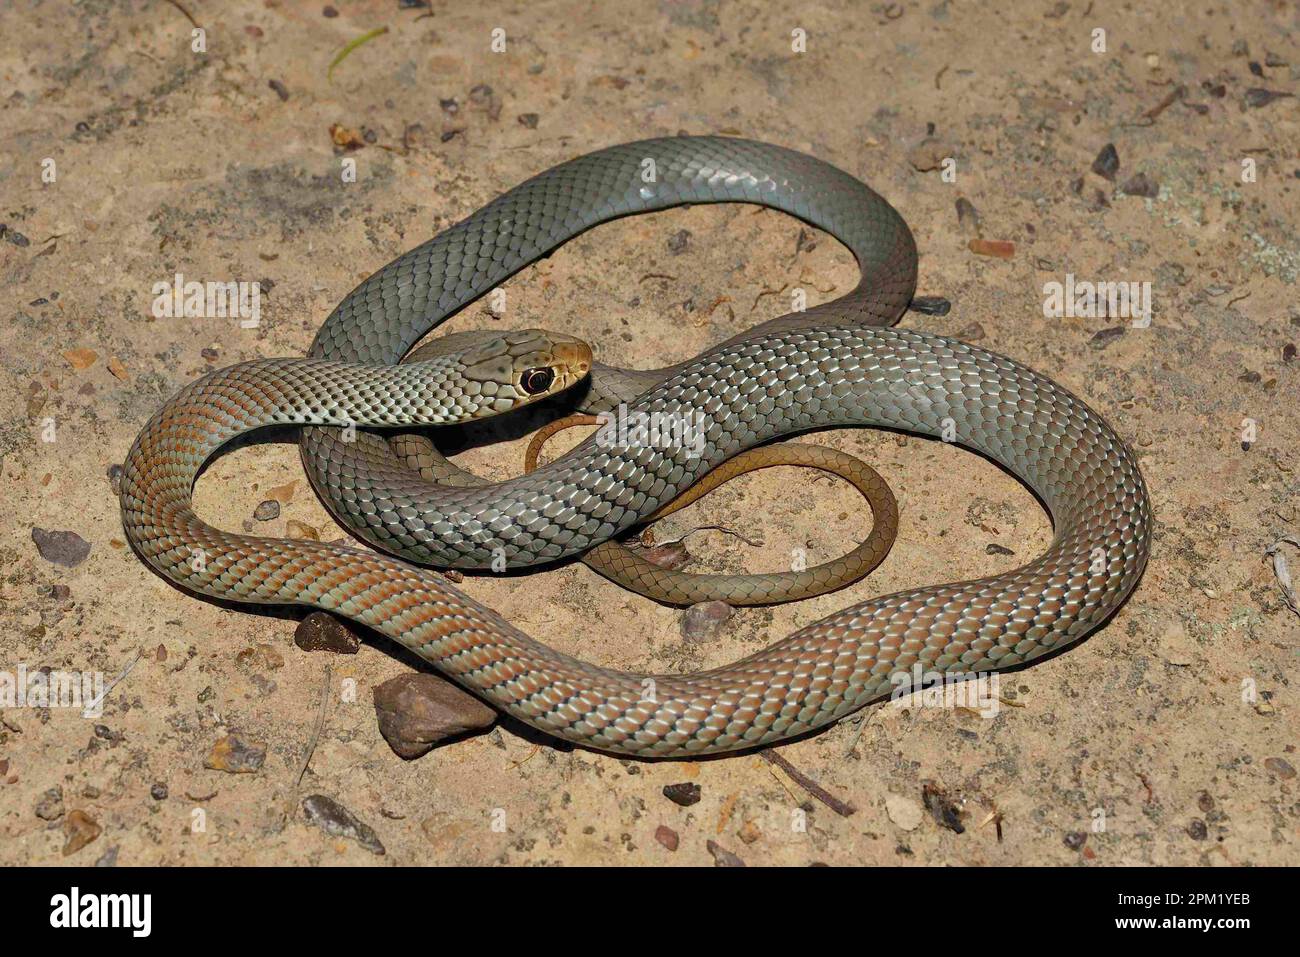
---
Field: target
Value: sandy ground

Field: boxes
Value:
[1,0,1297,866]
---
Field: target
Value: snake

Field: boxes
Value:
[521,414,899,606]
[121,135,1151,758]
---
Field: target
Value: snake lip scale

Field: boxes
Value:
[121,135,1151,758]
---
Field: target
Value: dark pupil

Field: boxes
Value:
[521,367,554,395]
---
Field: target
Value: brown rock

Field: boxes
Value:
[62,348,99,370]
[373,674,496,758]
[1265,757,1296,780]
[654,824,679,851]
[662,782,701,807]
[1091,143,1120,181]
[294,612,361,654]
[706,839,746,866]
[31,528,91,568]
[62,810,101,856]
[204,734,267,773]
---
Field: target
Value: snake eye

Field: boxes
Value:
[520,367,555,395]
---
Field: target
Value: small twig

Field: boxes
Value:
[1142,83,1186,122]
[507,744,541,770]
[670,524,763,549]
[760,749,857,817]
[162,0,199,28]
[328,26,389,82]
[83,651,141,717]
[294,664,333,789]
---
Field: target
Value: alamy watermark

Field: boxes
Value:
[151,272,261,328]
[1043,273,1152,327]
[0,664,106,718]
[594,404,705,459]
[890,664,1000,718]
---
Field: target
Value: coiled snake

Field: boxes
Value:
[121,136,1150,757]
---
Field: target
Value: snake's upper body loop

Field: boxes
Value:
[121,136,1151,758]
[298,136,917,566]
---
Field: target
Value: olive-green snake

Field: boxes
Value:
[120,136,1151,757]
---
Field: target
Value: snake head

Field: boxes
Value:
[459,329,592,411]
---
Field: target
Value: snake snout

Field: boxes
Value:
[517,330,593,383]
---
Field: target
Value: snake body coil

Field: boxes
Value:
[121,137,1150,757]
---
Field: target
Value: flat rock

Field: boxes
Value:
[885,793,924,831]
[681,600,732,642]
[31,528,91,568]
[373,673,496,759]
[302,794,385,854]
[204,733,267,773]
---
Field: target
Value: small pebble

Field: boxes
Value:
[1120,172,1159,198]
[150,783,168,801]
[1063,831,1087,850]
[1186,819,1208,840]
[253,500,280,521]
[373,673,496,758]
[517,113,539,129]
[2,225,31,247]
[1282,343,1296,363]
[705,839,746,867]
[1264,757,1296,779]
[106,464,123,494]
[985,543,1015,556]
[322,5,338,16]
[1089,327,1125,349]
[94,846,119,867]
[667,229,692,254]
[1091,143,1120,181]
[681,600,732,642]
[204,734,267,773]
[654,825,679,851]
[1245,88,1293,109]
[35,786,65,821]
[294,612,361,654]
[955,197,980,233]
[302,794,385,854]
[662,782,701,807]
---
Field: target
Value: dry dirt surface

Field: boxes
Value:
[1,0,1297,867]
